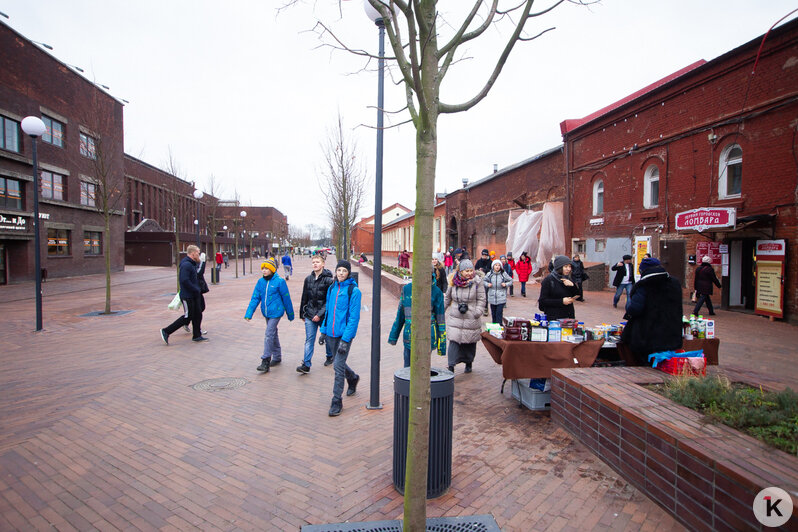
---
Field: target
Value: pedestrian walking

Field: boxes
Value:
[444,259,486,374]
[223,253,229,268]
[296,254,334,374]
[318,260,361,417]
[444,247,454,275]
[215,251,223,280]
[388,274,447,368]
[244,257,295,373]
[538,255,579,321]
[160,245,208,344]
[693,256,721,315]
[612,254,635,308]
[485,259,512,324]
[474,249,492,275]
[184,252,209,334]
[571,253,589,301]
[515,252,533,297]
[500,254,514,296]
[281,251,293,280]
[432,253,448,295]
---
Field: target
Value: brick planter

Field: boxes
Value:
[357,262,408,299]
[551,366,798,531]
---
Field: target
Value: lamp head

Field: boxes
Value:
[193,189,204,200]
[364,0,393,24]
[240,210,247,218]
[21,116,47,137]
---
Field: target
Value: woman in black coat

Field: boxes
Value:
[538,255,579,320]
[570,254,589,301]
[693,256,721,315]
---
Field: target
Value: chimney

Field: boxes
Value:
[493,163,498,173]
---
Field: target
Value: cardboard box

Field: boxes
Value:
[511,379,551,410]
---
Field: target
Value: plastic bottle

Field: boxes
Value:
[697,315,705,339]
[690,314,697,338]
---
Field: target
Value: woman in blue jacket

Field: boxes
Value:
[319,260,361,416]
[245,257,294,372]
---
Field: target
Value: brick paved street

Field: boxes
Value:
[1,257,794,530]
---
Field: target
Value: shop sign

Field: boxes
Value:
[0,213,28,232]
[754,239,786,319]
[589,217,604,226]
[674,207,736,232]
[755,239,786,257]
[633,235,651,281]
[696,242,722,265]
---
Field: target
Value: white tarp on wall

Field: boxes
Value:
[505,202,565,275]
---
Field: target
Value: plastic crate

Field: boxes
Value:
[511,379,551,410]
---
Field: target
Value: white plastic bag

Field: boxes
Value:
[168,292,182,311]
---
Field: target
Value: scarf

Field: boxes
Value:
[452,271,471,287]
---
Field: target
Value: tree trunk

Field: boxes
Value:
[104,214,112,314]
[175,230,181,291]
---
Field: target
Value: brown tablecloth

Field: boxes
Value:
[615,338,720,366]
[480,332,604,379]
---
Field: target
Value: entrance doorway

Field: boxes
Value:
[0,243,5,285]
[726,239,755,310]
[658,240,685,286]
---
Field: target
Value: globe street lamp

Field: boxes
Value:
[240,210,247,276]
[193,189,203,247]
[21,116,47,331]
[365,0,386,410]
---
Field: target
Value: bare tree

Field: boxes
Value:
[320,112,368,259]
[163,147,187,291]
[289,1,592,527]
[204,174,223,283]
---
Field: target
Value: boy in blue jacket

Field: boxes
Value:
[318,260,361,416]
[245,257,294,372]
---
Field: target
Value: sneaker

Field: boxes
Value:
[447,365,454,373]
[296,364,310,374]
[257,358,270,372]
[346,375,360,396]
[328,398,342,417]
[324,357,334,367]
[464,363,473,374]
[270,359,282,366]
[192,336,209,342]
[183,324,190,333]
[160,328,169,345]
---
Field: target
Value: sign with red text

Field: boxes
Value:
[696,242,722,265]
[675,207,736,232]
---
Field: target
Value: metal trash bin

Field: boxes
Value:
[393,366,454,498]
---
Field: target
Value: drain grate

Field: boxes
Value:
[301,515,500,532]
[191,377,248,392]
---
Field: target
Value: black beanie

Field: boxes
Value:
[336,259,352,274]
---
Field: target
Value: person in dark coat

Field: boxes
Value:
[621,257,683,365]
[160,245,207,344]
[296,253,335,373]
[693,256,721,315]
[538,255,579,320]
[432,254,448,296]
[474,249,492,275]
[611,254,635,308]
[571,253,589,301]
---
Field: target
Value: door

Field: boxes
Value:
[728,240,743,306]
[658,240,686,286]
[0,242,5,285]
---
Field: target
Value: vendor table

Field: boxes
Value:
[480,332,603,381]
[615,338,720,366]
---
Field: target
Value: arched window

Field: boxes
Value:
[593,179,604,215]
[719,144,742,198]
[643,165,659,208]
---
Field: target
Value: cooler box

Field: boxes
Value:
[511,379,551,410]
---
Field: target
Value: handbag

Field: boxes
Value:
[691,290,697,303]
[168,291,182,310]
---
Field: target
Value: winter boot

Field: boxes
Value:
[346,375,360,396]
[328,398,343,417]
[257,357,270,372]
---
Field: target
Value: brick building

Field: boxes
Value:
[445,147,565,258]
[381,197,447,264]
[0,20,125,284]
[351,203,411,255]
[561,19,798,321]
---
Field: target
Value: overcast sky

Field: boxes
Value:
[3,1,797,230]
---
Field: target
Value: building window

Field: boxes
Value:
[0,177,22,209]
[84,231,102,255]
[42,116,64,147]
[79,132,96,159]
[573,240,586,255]
[592,179,604,215]
[80,181,96,207]
[41,171,65,201]
[47,228,70,256]
[595,239,606,253]
[719,144,742,198]
[1,115,21,153]
[643,165,659,208]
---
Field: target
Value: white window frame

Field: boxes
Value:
[80,181,96,207]
[718,143,742,199]
[643,165,660,209]
[79,132,97,160]
[42,115,65,148]
[592,179,604,215]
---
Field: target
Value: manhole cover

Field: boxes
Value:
[191,377,248,391]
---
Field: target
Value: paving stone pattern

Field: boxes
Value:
[7,258,791,530]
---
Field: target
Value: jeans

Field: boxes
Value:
[613,283,632,307]
[327,336,357,401]
[490,303,505,325]
[520,281,527,296]
[403,346,411,368]
[303,318,332,367]
[693,294,716,315]
[164,297,203,339]
[262,316,282,361]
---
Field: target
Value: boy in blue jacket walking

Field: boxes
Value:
[245,257,294,372]
[319,260,361,416]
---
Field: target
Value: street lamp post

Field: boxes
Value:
[240,210,247,276]
[193,189,203,247]
[21,116,47,332]
[250,232,257,271]
[234,219,239,279]
[365,0,386,410]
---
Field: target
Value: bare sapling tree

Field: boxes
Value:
[288,1,593,528]
[320,112,368,259]
[163,147,188,291]
[79,88,125,314]
[204,174,223,283]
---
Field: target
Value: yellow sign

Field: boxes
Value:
[633,236,651,280]
[755,260,783,317]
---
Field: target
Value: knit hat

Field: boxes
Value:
[459,259,474,271]
[433,252,444,262]
[490,250,496,258]
[552,255,573,272]
[491,259,502,270]
[639,257,661,273]
[702,255,711,263]
[336,259,352,274]
[481,249,489,256]
[260,257,277,273]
